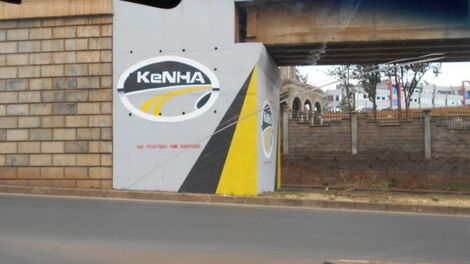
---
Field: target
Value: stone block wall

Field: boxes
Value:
[286,117,469,160]
[283,116,470,190]
[288,120,350,159]
[357,121,424,160]
[432,123,470,159]
[0,15,113,189]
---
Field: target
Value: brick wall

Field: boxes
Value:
[283,116,470,190]
[289,120,350,159]
[358,121,424,160]
[432,123,470,159]
[0,15,113,189]
[287,117,470,159]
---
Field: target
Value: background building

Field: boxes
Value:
[324,80,465,111]
[279,67,324,115]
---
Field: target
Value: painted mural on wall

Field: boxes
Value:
[261,101,274,159]
[117,56,220,122]
[113,1,281,195]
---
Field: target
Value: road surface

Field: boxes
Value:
[0,194,469,264]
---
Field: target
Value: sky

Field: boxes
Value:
[298,62,470,91]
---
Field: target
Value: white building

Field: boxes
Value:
[324,80,465,111]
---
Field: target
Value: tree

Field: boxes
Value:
[356,64,382,119]
[389,63,441,114]
[339,97,352,112]
[295,66,309,84]
[328,65,357,114]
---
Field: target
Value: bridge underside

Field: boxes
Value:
[267,38,470,66]
[237,0,470,66]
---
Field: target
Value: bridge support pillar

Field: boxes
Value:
[112,0,281,196]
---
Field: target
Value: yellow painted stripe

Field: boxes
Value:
[277,118,281,190]
[151,86,211,116]
[216,67,258,196]
[140,86,212,115]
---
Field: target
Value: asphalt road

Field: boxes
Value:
[0,194,469,264]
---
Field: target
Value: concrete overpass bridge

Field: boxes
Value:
[2,0,469,66]
[236,0,470,65]
[0,0,469,195]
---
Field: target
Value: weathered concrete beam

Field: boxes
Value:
[239,1,470,65]
[266,38,470,65]
[241,2,470,44]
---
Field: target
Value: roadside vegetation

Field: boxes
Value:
[263,189,470,208]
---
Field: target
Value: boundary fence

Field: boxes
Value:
[290,107,470,129]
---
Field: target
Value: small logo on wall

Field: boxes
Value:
[261,101,274,158]
[117,56,220,122]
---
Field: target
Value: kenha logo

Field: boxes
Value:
[117,56,220,122]
[261,101,274,158]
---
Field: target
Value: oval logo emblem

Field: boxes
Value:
[261,101,274,158]
[117,56,220,122]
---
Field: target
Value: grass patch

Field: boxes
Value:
[446,184,470,192]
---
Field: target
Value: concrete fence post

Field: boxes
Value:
[423,110,432,160]
[282,107,289,155]
[351,112,358,155]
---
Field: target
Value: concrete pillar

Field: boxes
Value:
[424,110,432,160]
[351,112,358,155]
[282,107,289,155]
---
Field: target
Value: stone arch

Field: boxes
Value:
[304,99,313,113]
[314,101,322,114]
[292,97,301,117]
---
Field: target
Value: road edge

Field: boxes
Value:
[0,184,469,216]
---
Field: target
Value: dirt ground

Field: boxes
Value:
[264,189,470,208]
